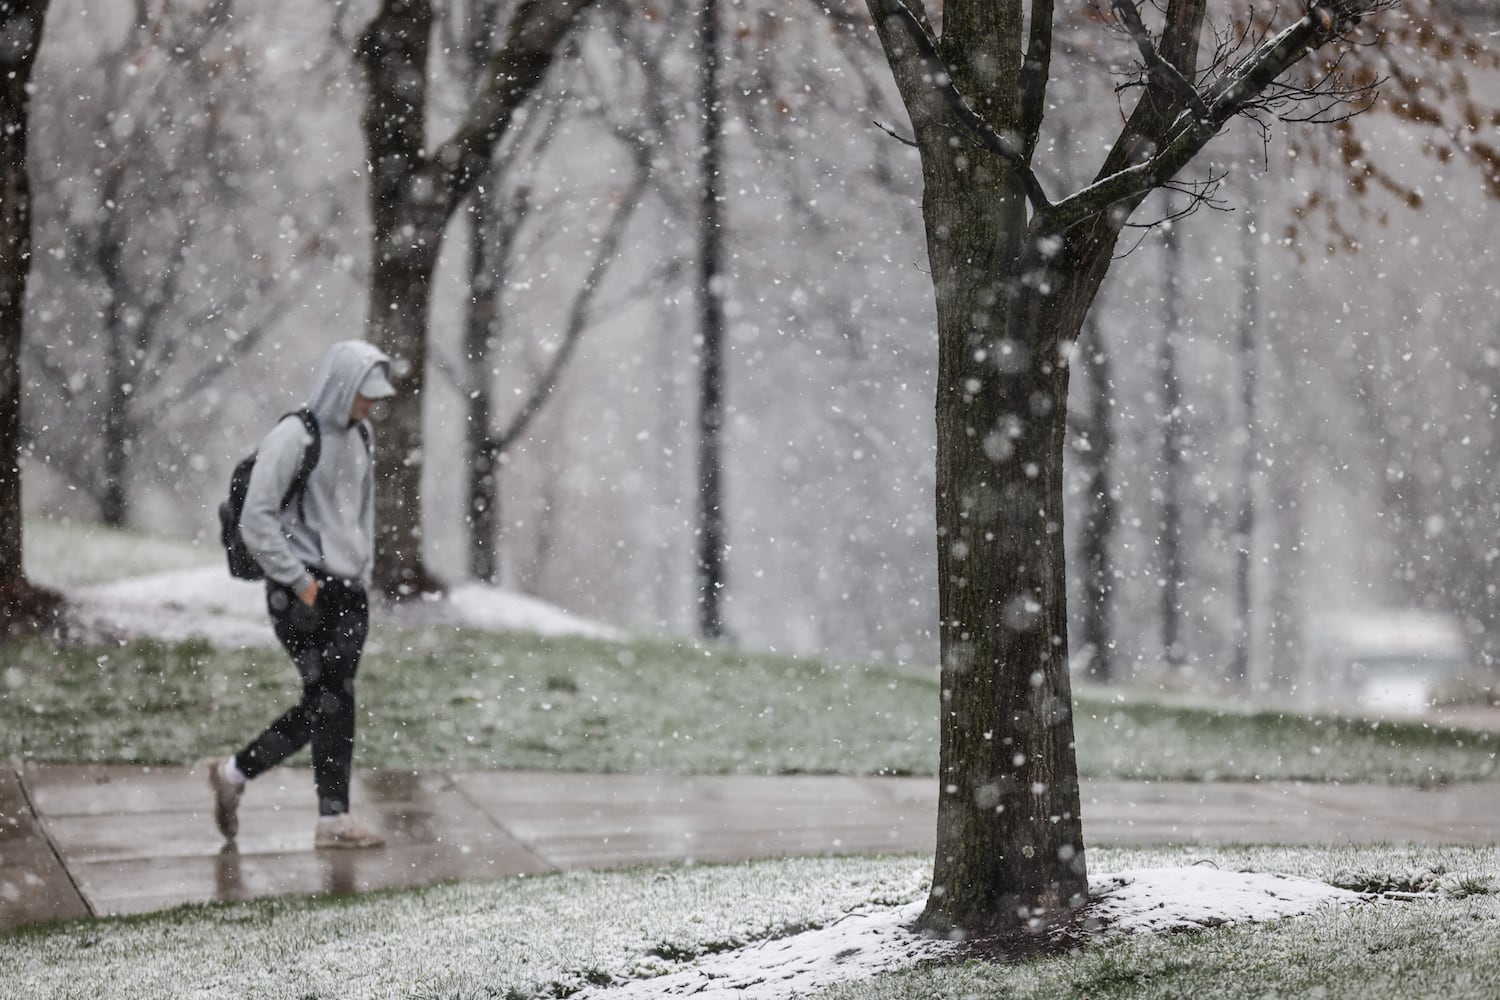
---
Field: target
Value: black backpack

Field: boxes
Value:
[218,409,322,581]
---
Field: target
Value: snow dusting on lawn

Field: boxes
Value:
[572,868,1374,998]
[63,566,616,648]
[32,554,1390,997]
[573,901,952,999]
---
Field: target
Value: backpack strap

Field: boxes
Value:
[281,408,322,522]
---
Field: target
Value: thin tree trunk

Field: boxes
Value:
[461,0,502,585]
[1232,184,1260,686]
[1077,313,1117,683]
[1266,451,1304,693]
[1158,212,1185,670]
[96,164,131,528]
[696,0,727,639]
[0,0,60,630]
[366,237,443,595]
[0,1,47,571]
[465,189,500,583]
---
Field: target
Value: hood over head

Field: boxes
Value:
[307,340,394,427]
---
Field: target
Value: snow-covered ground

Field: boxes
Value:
[42,555,1385,995]
[571,870,1374,999]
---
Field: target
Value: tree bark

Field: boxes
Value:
[0,0,62,633]
[696,0,728,639]
[461,0,503,586]
[0,0,48,585]
[465,187,501,584]
[1158,210,1185,670]
[357,0,596,597]
[95,161,133,528]
[1077,314,1117,684]
[1232,172,1260,686]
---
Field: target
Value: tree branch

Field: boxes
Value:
[1021,0,1056,158]
[1111,0,1211,120]
[865,0,1053,212]
[436,0,599,216]
[872,119,918,147]
[489,143,652,456]
[1046,3,1384,234]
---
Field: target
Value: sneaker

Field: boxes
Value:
[206,757,243,841]
[314,813,386,850]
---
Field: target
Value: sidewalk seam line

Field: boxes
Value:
[12,761,97,918]
[447,771,561,874]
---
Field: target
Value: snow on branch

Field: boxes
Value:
[1045,1,1393,235]
[1111,0,1211,121]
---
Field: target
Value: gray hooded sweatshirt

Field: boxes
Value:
[239,340,391,594]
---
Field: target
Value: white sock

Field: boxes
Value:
[318,814,343,826]
[222,757,247,786]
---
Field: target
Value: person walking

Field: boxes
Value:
[207,339,395,849]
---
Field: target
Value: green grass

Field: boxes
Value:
[1072,693,1500,785]
[22,516,213,587]
[4,847,1497,999]
[4,630,1499,783]
[0,631,935,775]
[12,515,1499,783]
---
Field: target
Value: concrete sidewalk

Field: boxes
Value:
[4,762,1498,932]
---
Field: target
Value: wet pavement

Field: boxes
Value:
[3,762,1497,931]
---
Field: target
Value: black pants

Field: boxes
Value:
[236,575,368,816]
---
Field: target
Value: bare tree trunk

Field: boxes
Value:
[0,0,60,630]
[356,0,596,597]
[460,0,503,585]
[1077,313,1117,683]
[928,344,1086,932]
[1158,211,1185,671]
[696,0,728,639]
[1231,180,1260,686]
[1266,450,1304,693]
[95,162,132,528]
[465,188,501,583]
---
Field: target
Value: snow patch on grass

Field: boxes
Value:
[62,566,614,648]
[572,900,953,998]
[1090,866,1375,934]
[385,581,620,640]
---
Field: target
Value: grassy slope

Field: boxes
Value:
[22,516,213,587]
[3,629,1498,783]
[12,515,1498,783]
